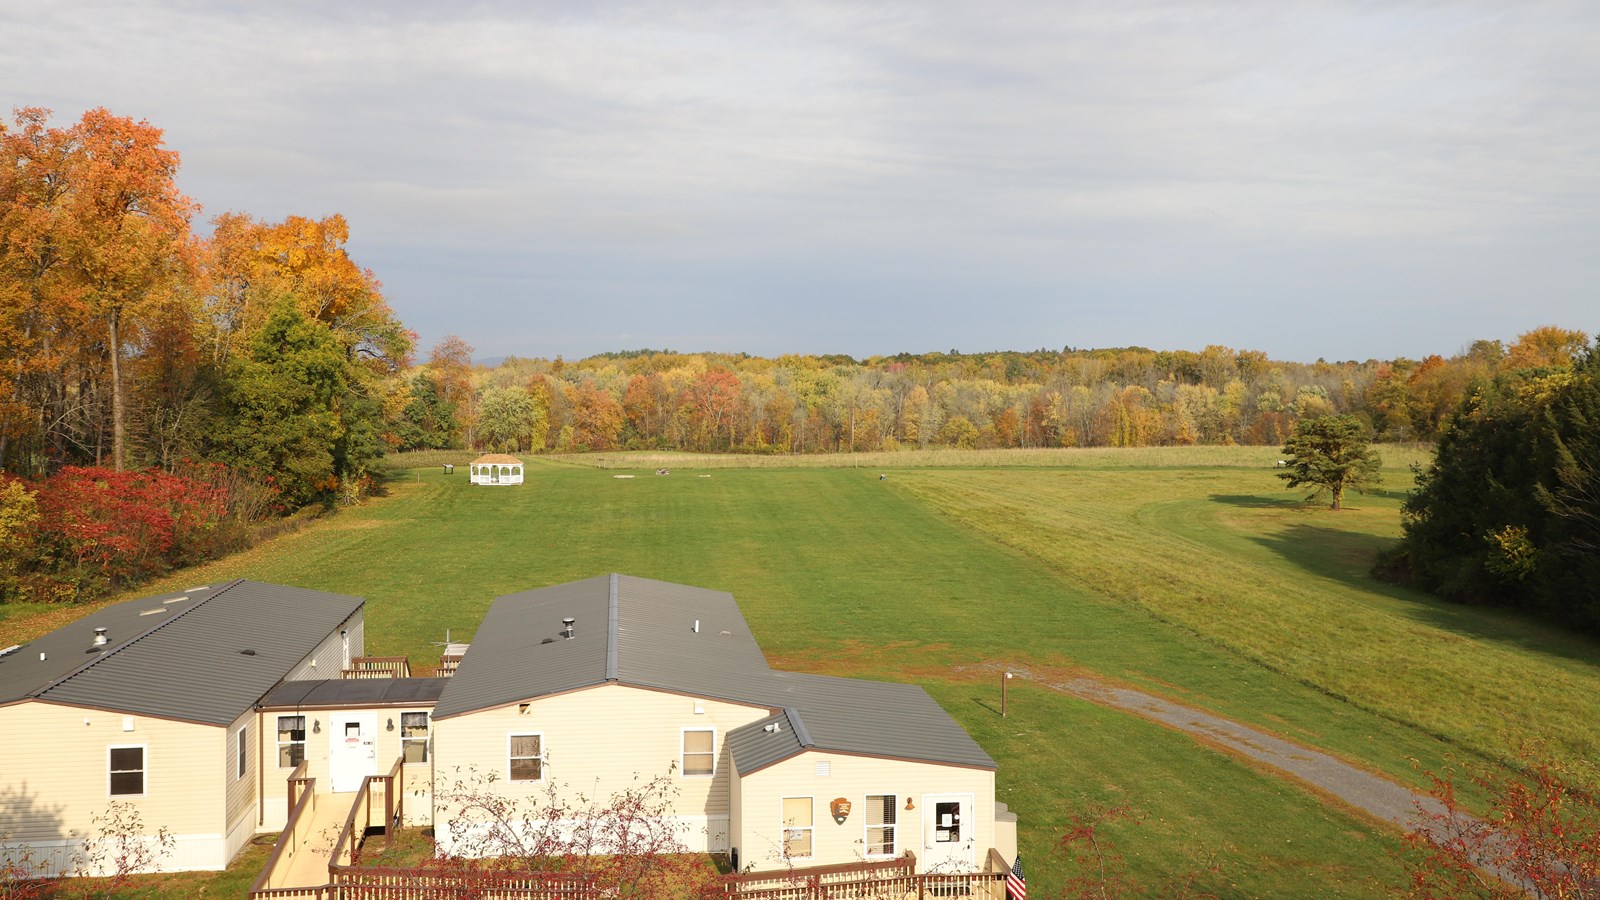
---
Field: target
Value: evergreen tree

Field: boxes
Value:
[1396,342,1600,629]
[1276,415,1382,510]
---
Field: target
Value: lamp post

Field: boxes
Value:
[1002,671,1014,717]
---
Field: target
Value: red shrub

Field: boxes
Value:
[28,467,230,598]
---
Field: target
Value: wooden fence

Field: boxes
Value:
[341,657,412,679]
[253,854,1007,900]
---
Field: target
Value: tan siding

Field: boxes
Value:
[434,685,769,852]
[0,701,227,873]
[733,752,995,873]
[283,610,364,681]
[256,704,435,831]
[222,707,257,860]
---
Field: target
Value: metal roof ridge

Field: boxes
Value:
[783,706,814,748]
[30,578,242,699]
[606,573,620,681]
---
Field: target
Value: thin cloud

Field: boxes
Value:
[2,0,1595,360]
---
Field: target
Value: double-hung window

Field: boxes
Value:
[782,797,813,858]
[865,794,897,856]
[508,734,542,781]
[682,729,714,777]
[401,712,430,764]
[109,746,145,796]
[277,716,306,768]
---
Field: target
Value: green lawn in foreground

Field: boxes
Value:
[11,446,1598,896]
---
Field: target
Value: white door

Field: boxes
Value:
[921,793,976,872]
[330,713,378,792]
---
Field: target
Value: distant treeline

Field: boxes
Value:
[391,327,1591,456]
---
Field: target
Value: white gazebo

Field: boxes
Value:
[469,454,524,486]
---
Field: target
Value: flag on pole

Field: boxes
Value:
[1006,853,1026,899]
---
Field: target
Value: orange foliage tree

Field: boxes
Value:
[0,107,196,472]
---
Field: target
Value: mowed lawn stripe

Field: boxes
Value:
[893,467,1600,789]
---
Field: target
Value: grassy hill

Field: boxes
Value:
[8,445,1598,897]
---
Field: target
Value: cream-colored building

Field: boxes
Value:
[430,575,1013,874]
[0,575,1013,878]
[0,581,364,875]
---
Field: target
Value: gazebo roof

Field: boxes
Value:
[471,454,524,465]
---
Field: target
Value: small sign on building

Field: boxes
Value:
[830,797,852,825]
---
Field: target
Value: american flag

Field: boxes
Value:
[1006,853,1026,899]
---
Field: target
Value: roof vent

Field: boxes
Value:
[92,627,109,647]
[763,722,782,733]
[561,617,576,640]
[540,638,555,645]
[239,649,257,656]
[693,619,700,633]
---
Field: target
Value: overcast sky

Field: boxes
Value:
[4,1,1596,362]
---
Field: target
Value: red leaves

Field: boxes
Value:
[1404,755,1600,899]
[19,466,231,599]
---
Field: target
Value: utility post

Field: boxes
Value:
[1002,671,1014,717]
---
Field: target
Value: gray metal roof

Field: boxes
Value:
[434,574,995,772]
[0,580,363,725]
[432,574,771,719]
[731,672,996,772]
[260,678,446,710]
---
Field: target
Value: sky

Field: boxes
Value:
[4,1,1596,363]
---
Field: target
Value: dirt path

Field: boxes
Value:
[999,666,1449,830]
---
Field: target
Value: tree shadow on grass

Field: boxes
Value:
[1209,494,1305,510]
[1246,521,1600,668]
[1211,490,1408,511]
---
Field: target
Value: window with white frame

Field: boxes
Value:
[277,715,306,768]
[865,794,897,856]
[681,728,714,777]
[401,712,430,764]
[235,724,248,780]
[782,797,813,858]
[109,746,145,796]
[508,733,542,781]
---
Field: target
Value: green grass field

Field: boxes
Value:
[7,445,1599,897]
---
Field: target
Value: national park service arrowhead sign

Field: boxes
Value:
[830,797,851,825]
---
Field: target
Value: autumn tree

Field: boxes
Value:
[1277,415,1382,511]
[0,107,78,472]
[683,369,741,451]
[622,373,671,447]
[62,108,198,472]
[2,107,197,473]
[428,335,475,447]
[1505,326,1589,372]
[205,212,408,364]
[571,383,623,451]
